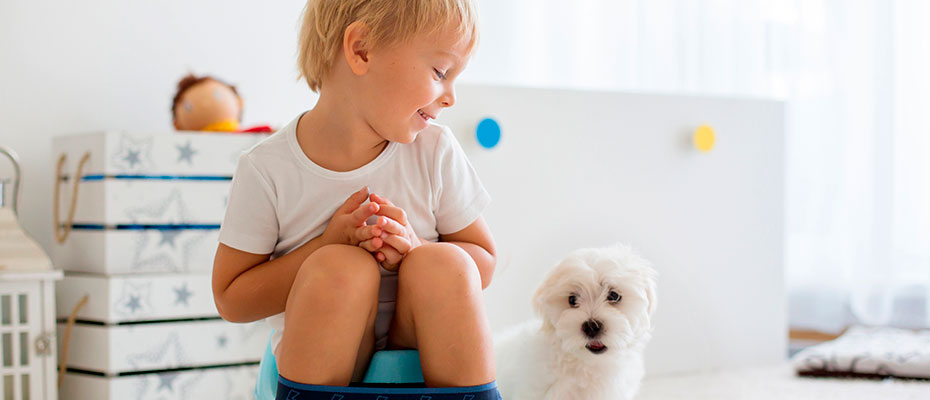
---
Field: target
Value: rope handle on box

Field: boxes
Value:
[58,294,89,388]
[53,152,90,244]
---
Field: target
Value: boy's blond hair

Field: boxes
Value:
[297,0,479,92]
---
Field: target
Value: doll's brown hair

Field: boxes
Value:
[171,74,242,123]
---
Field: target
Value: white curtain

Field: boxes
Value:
[471,0,930,332]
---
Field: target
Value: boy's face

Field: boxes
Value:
[358,27,472,144]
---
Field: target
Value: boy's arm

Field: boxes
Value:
[439,216,496,289]
[212,236,331,323]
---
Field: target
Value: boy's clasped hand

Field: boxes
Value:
[321,186,423,271]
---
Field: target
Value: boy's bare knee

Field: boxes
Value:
[400,243,480,292]
[293,244,380,297]
[405,242,471,264]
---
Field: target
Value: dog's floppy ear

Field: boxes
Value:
[617,243,657,318]
[531,264,565,333]
[531,282,556,333]
[531,276,549,318]
[643,265,658,317]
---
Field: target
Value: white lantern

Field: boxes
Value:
[0,146,62,400]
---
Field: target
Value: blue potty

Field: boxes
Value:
[254,332,425,400]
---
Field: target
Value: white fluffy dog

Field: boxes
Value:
[494,244,657,400]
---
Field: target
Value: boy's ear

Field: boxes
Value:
[343,21,371,76]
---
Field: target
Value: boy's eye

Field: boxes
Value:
[568,294,578,308]
[433,68,446,80]
[607,291,622,303]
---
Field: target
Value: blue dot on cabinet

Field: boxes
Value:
[476,118,501,149]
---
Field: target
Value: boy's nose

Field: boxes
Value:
[440,86,456,107]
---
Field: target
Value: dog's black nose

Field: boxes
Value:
[582,319,602,338]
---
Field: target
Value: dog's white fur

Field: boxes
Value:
[494,244,657,400]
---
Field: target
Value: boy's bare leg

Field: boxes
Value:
[388,242,495,387]
[276,244,381,385]
[350,314,378,382]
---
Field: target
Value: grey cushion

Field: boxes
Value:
[792,326,930,379]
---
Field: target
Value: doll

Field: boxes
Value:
[171,74,272,133]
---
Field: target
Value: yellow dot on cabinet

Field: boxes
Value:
[693,125,715,152]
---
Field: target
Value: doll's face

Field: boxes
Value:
[173,79,243,131]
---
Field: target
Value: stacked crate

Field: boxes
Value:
[51,131,271,399]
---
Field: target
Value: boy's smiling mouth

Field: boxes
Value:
[417,109,435,121]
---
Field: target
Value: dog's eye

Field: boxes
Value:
[607,291,622,303]
[568,295,578,308]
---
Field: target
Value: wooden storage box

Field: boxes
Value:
[51,131,265,274]
[56,273,217,323]
[65,179,230,226]
[52,131,263,177]
[60,364,258,400]
[52,230,218,275]
[56,319,268,375]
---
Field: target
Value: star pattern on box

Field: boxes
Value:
[159,230,183,249]
[126,331,189,371]
[176,140,198,166]
[130,228,209,272]
[174,283,193,307]
[126,295,142,313]
[111,134,156,173]
[114,280,154,318]
[125,189,192,225]
[126,188,207,272]
[157,371,180,392]
[130,366,206,399]
[124,332,187,375]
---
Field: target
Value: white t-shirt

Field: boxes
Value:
[218,113,490,351]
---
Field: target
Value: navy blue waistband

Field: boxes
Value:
[69,224,220,230]
[64,175,231,181]
[278,376,498,394]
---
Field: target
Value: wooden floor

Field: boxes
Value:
[789,329,844,342]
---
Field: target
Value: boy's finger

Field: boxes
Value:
[376,216,405,235]
[354,225,383,242]
[358,237,383,252]
[375,204,408,226]
[378,245,403,268]
[336,187,369,214]
[381,234,411,254]
[369,193,394,206]
[350,201,380,225]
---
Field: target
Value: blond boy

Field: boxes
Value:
[212,0,499,398]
